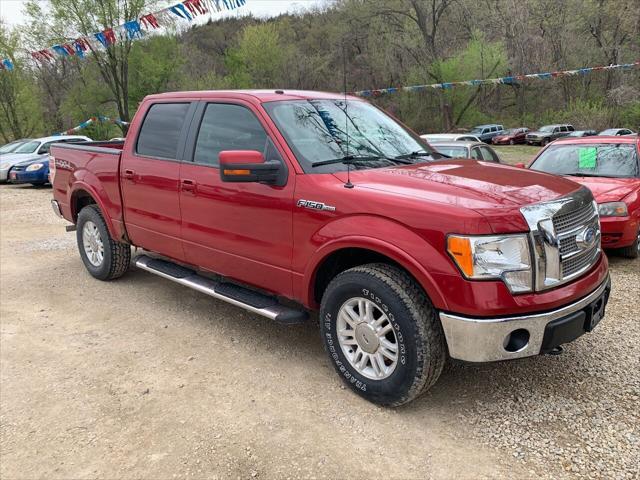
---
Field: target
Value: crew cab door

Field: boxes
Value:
[120,101,196,261]
[178,100,295,297]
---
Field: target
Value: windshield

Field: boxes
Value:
[539,126,554,133]
[470,127,483,133]
[13,141,41,154]
[263,99,441,173]
[530,143,639,178]
[434,146,468,158]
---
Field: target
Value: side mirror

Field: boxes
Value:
[219,150,283,185]
[515,162,526,169]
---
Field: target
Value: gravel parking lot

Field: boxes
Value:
[1,184,638,479]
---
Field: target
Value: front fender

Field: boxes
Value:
[300,215,452,310]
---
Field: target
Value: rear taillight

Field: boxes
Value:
[49,155,56,182]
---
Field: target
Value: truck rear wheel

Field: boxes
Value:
[76,205,131,280]
[319,264,446,406]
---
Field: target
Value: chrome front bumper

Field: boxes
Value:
[439,277,610,362]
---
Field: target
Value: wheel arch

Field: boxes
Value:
[69,184,119,240]
[304,239,448,311]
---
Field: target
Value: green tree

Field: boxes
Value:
[0,21,43,142]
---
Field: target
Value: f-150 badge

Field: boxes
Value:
[297,199,336,212]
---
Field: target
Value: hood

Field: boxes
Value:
[332,160,581,210]
[0,152,43,166]
[14,156,47,167]
[563,175,640,202]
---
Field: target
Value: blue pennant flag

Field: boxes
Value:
[123,20,143,39]
[52,45,69,57]
[170,4,192,20]
[94,32,108,48]
[1,58,14,70]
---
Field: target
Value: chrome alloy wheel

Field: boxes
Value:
[82,220,104,267]
[336,297,399,380]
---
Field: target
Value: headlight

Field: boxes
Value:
[598,202,628,217]
[26,163,45,171]
[447,234,532,293]
[26,163,44,172]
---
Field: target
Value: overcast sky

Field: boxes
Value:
[0,0,327,27]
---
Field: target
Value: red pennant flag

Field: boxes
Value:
[140,13,160,29]
[103,28,116,46]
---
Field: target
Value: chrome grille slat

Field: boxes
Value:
[553,202,597,234]
[562,247,599,278]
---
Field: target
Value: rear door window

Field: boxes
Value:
[479,146,500,162]
[470,147,482,160]
[136,103,190,160]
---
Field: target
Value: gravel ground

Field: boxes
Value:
[1,184,638,479]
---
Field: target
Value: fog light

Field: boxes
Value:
[503,329,530,352]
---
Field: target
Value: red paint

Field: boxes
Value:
[529,135,640,249]
[51,90,610,317]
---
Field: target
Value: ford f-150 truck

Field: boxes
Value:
[50,90,610,406]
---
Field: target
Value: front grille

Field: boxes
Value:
[562,247,599,278]
[520,187,601,291]
[553,202,596,234]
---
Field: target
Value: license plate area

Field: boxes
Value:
[585,289,608,332]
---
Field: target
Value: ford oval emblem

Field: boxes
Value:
[576,226,597,249]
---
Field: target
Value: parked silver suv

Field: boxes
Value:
[526,124,574,145]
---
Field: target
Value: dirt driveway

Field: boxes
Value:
[1,185,638,480]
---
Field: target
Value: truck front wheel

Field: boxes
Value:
[319,264,446,406]
[76,205,131,280]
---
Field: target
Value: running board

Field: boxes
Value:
[135,255,308,325]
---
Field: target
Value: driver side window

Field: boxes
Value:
[193,103,271,167]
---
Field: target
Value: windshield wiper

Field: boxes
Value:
[394,150,441,160]
[311,155,413,168]
[564,172,628,178]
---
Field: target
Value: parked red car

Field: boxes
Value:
[50,90,610,406]
[526,136,640,257]
[492,128,529,145]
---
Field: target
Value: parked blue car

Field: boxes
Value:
[469,124,505,143]
[8,157,51,186]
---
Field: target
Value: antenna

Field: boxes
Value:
[343,41,354,189]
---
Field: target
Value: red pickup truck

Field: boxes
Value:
[50,90,611,406]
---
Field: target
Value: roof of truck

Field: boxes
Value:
[147,89,360,103]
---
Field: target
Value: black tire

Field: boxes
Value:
[509,139,515,145]
[619,230,639,259]
[319,263,446,406]
[76,204,131,280]
[542,137,550,146]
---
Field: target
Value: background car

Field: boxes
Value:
[598,128,636,136]
[0,139,31,154]
[469,124,505,143]
[420,133,481,142]
[491,128,529,145]
[8,157,52,186]
[432,141,502,163]
[568,130,597,137]
[526,136,640,258]
[0,135,91,182]
[526,124,574,145]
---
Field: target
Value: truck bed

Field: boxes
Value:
[50,141,127,241]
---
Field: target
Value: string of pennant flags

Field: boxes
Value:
[0,0,247,71]
[55,116,129,136]
[352,61,640,97]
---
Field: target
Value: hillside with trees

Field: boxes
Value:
[1,0,639,142]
